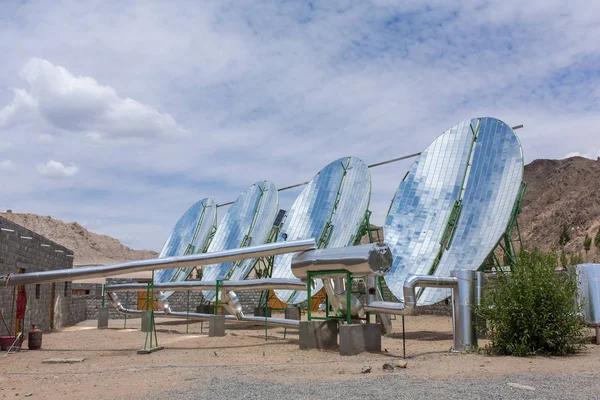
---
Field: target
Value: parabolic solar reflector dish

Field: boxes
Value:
[202,181,279,300]
[154,198,217,298]
[272,157,371,304]
[384,117,523,305]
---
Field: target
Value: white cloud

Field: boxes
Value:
[0,160,15,171]
[562,150,600,160]
[0,1,598,250]
[37,160,79,178]
[0,58,188,140]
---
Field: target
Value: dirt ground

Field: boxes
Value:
[1,314,598,399]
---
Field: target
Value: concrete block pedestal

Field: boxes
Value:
[285,307,301,321]
[141,311,153,332]
[299,320,338,350]
[208,315,226,337]
[339,323,381,356]
[97,307,109,329]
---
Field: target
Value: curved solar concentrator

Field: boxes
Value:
[384,118,523,305]
[272,157,371,305]
[153,198,217,298]
[576,264,600,326]
[202,181,279,301]
[419,118,523,304]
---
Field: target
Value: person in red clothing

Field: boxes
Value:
[16,287,27,322]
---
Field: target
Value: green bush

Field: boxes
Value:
[476,250,587,356]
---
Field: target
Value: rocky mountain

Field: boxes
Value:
[520,156,600,261]
[0,212,158,266]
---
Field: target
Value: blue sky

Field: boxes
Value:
[0,1,598,253]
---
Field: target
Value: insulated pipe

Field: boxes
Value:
[475,271,487,336]
[291,243,392,279]
[156,290,244,320]
[363,270,477,352]
[451,269,477,351]
[104,278,307,293]
[0,239,316,286]
[108,292,299,328]
[362,274,458,315]
[106,292,145,316]
[322,279,365,318]
[366,275,392,334]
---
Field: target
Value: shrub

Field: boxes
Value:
[476,250,587,356]
[558,224,571,247]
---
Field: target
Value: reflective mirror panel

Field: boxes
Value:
[384,118,523,305]
[576,264,600,325]
[202,181,279,300]
[419,118,523,304]
[154,198,217,298]
[383,121,474,303]
[273,157,371,304]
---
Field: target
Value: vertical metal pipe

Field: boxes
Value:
[307,272,312,321]
[346,271,351,325]
[402,315,406,359]
[475,271,486,336]
[451,269,477,351]
[366,275,376,324]
[186,290,190,334]
[215,280,220,316]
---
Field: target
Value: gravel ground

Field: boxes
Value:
[148,373,600,400]
[3,316,599,399]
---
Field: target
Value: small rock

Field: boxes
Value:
[395,360,408,368]
[382,363,395,371]
[24,394,32,398]
[360,365,372,374]
[507,383,535,391]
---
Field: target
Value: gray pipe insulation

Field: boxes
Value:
[104,278,307,293]
[107,291,300,329]
[364,269,479,352]
[0,239,316,286]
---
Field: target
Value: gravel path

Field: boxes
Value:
[147,373,599,400]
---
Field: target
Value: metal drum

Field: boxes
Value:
[28,324,42,350]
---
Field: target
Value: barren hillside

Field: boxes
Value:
[520,156,600,260]
[0,212,158,266]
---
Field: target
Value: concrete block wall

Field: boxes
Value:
[83,279,206,319]
[0,215,75,334]
[86,279,141,320]
[167,290,204,312]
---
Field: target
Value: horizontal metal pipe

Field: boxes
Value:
[0,239,316,286]
[237,315,300,328]
[364,274,457,315]
[291,243,392,279]
[105,278,307,293]
[108,292,298,328]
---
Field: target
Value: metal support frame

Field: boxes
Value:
[307,270,352,325]
[139,271,163,354]
[255,224,281,310]
[484,181,527,271]
[499,181,527,268]
[352,210,381,245]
